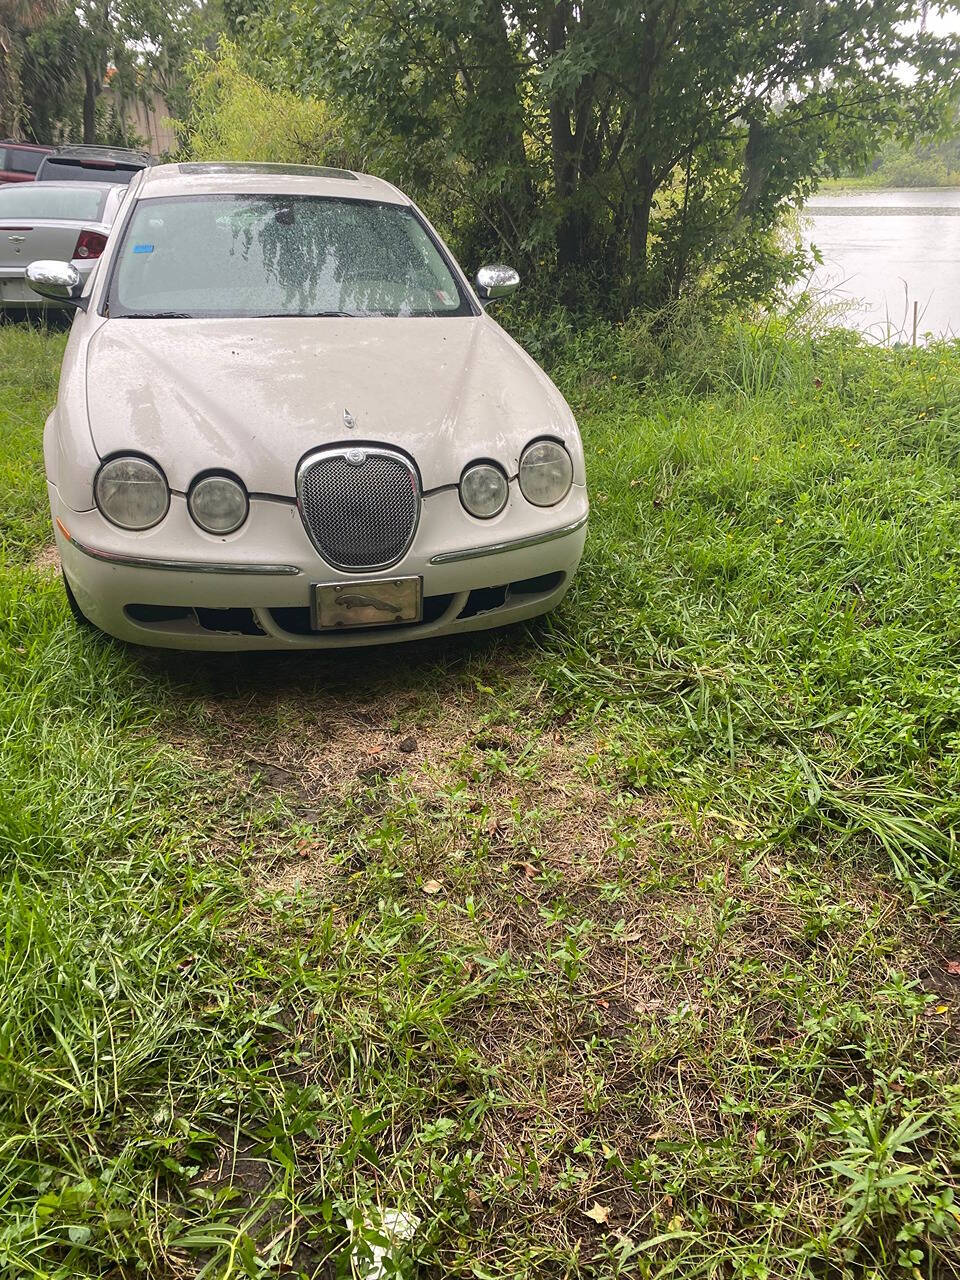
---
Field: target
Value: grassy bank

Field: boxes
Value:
[818,175,960,192]
[1,316,959,1279]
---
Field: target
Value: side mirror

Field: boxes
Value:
[475,264,519,304]
[26,259,86,309]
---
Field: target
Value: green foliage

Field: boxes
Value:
[179,38,349,167]
[248,0,960,315]
[839,136,960,189]
[17,5,84,141]
[8,0,220,145]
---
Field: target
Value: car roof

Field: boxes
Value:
[0,179,119,192]
[0,139,54,151]
[136,161,410,205]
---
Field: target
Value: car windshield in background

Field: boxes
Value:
[0,184,107,221]
[108,194,472,318]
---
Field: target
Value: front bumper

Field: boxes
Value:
[53,483,588,649]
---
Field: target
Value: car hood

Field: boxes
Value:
[84,315,582,495]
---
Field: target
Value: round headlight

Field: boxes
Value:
[518,439,573,507]
[95,455,169,530]
[188,473,248,534]
[460,462,509,519]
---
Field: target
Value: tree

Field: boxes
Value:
[8,0,221,145]
[0,0,64,137]
[71,0,219,143]
[253,0,960,312]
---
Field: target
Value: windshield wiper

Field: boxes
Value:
[118,311,192,319]
[256,311,354,318]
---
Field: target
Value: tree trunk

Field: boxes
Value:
[0,31,22,139]
[547,6,582,270]
[628,156,655,284]
[83,65,98,143]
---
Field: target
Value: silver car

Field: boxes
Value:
[0,181,125,311]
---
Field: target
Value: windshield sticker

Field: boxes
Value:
[132,243,154,254]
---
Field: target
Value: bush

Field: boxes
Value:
[178,39,350,167]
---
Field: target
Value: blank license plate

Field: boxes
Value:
[312,576,422,629]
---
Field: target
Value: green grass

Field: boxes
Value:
[1,314,959,1279]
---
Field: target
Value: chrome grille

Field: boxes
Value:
[296,447,420,570]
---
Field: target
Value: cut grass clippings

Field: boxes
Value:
[0,313,959,1278]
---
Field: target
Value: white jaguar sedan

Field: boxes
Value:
[30,162,588,649]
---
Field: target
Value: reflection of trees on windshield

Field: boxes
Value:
[226,196,456,316]
[112,193,470,317]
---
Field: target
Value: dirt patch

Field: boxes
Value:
[173,653,924,1000]
[149,644,959,1275]
[236,692,657,905]
[31,543,59,574]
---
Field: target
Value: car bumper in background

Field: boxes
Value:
[52,483,588,649]
[0,260,94,308]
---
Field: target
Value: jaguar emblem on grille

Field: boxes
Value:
[345,448,366,466]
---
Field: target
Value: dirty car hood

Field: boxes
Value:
[84,315,580,495]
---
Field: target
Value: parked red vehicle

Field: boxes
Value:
[0,141,55,184]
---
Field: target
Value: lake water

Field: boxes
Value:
[802,188,960,340]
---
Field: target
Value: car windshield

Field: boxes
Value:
[0,184,107,221]
[107,194,472,318]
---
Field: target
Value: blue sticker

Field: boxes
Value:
[132,243,154,254]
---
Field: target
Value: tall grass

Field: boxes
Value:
[522,306,960,896]
[0,316,958,1278]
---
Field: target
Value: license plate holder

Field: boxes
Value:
[311,576,423,630]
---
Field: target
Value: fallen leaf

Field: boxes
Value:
[934,1004,950,1014]
[945,960,960,975]
[422,879,443,895]
[583,1202,611,1225]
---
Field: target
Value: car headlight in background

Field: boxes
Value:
[94,455,169,530]
[518,439,573,507]
[460,462,509,518]
[188,473,249,534]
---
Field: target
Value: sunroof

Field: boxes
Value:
[178,162,358,180]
